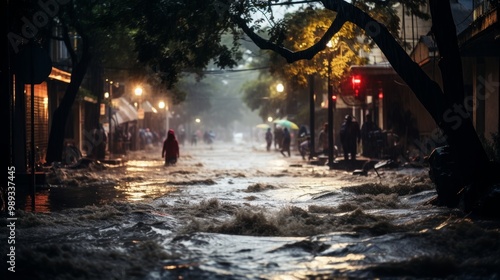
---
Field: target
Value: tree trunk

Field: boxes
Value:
[45,49,92,164]
[426,0,491,204]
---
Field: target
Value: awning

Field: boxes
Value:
[112,97,138,124]
[49,67,71,83]
[141,101,157,113]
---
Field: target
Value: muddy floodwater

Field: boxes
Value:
[3,141,500,279]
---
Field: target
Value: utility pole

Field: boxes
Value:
[309,74,315,159]
[107,80,113,156]
[327,59,334,169]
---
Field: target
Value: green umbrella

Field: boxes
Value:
[273,119,299,130]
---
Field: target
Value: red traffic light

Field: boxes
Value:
[352,75,362,99]
[351,75,361,88]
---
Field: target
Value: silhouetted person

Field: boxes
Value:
[191,132,197,146]
[179,128,186,146]
[340,115,360,161]
[274,125,283,150]
[162,129,180,166]
[361,114,380,158]
[318,122,329,156]
[92,124,107,160]
[280,127,291,157]
[265,128,273,151]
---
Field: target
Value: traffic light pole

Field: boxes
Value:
[327,61,334,170]
[309,74,315,159]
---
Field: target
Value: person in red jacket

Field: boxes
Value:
[162,129,180,165]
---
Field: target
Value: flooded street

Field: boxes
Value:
[4,141,500,279]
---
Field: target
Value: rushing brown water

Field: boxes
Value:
[3,141,500,279]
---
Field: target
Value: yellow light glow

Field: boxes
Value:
[158,101,165,109]
[276,83,284,92]
[134,87,143,96]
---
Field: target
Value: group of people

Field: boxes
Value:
[264,114,381,162]
[138,128,159,150]
[162,114,382,167]
[265,126,292,157]
[319,114,381,161]
[190,130,216,146]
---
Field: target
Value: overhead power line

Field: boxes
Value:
[267,0,320,6]
[201,66,269,74]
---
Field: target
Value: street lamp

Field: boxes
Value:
[326,39,338,169]
[308,74,315,160]
[135,86,144,150]
[158,101,169,137]
[135,86,143,97]
[135,86,144,119]
[107,79,114,156]
[276,83,284,93]
[276,83,285,118]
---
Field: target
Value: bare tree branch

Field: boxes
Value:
[232,12,347,62]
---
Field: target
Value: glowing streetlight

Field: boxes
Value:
[134,86,143,97]
[135,86,144,120]
[276,83,284,93]
[276,83,286,118]
[134,86,144,150]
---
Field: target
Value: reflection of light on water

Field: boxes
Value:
[316,253,365,265]
[299,254,365,270]
[127,160,163,167]
[434,220,450,230]
[114,182,177,202]
[24,191,51,213]
[163,263,199,270]
[126,160,163,169]
[270,254,366,280]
